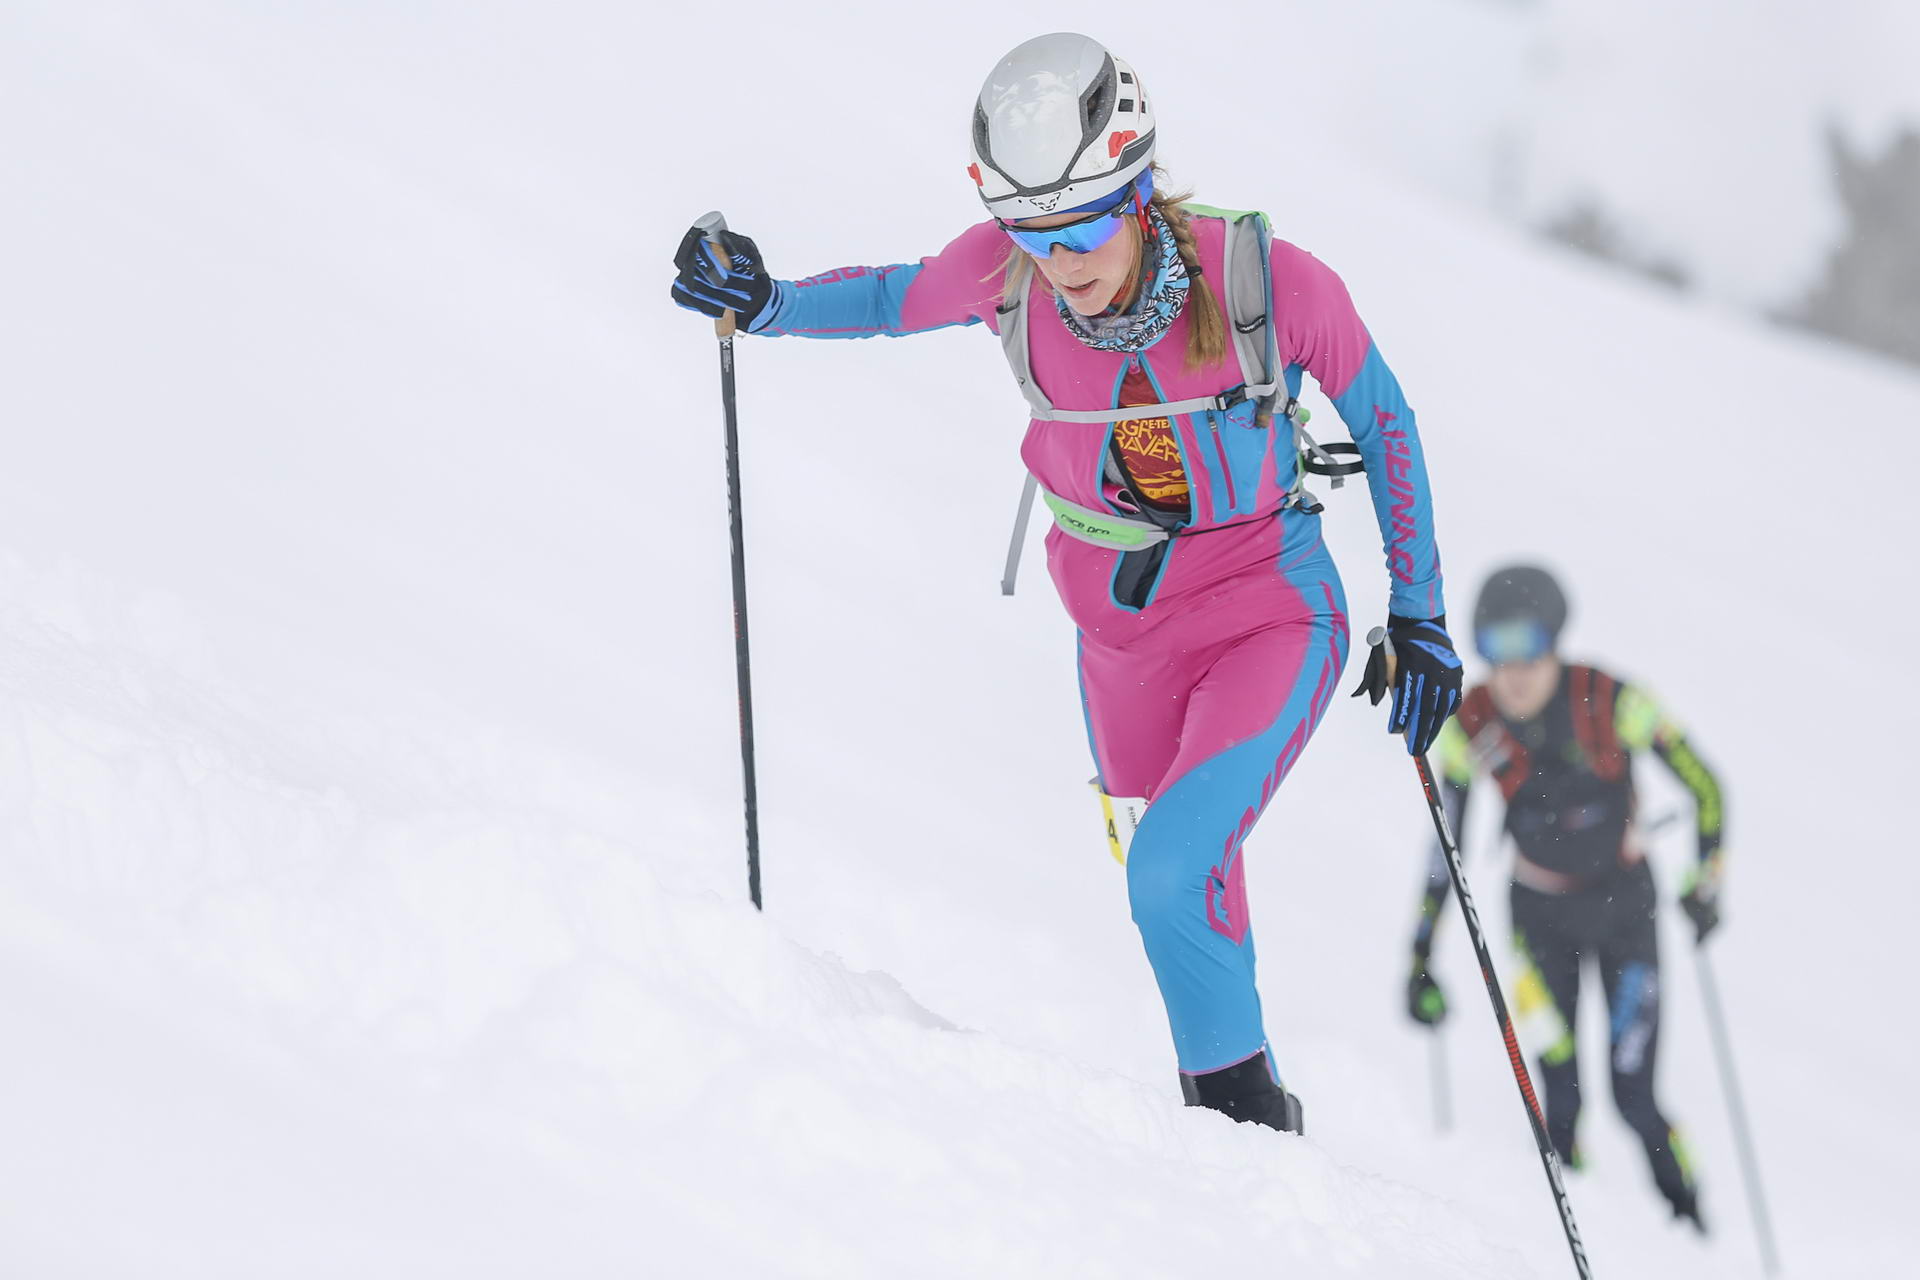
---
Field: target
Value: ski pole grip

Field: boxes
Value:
[694,209,737,339]
[1368,624,1398,684]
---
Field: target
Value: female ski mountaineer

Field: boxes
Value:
[1404,565,1725,1228]
[673,33,1461,1134]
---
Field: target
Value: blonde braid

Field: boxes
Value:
[1150,186,1227,374]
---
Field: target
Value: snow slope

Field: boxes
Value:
[0,563,1537,1278]
[2,2,1913,1275]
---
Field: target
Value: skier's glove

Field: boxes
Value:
[1407,960,1447,1026]
[1350,615,1463,756]
[672,224,777,331]
[1679,857,1724,945]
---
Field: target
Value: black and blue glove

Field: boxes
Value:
[1350,614,1463,756]
[671,223,776,331]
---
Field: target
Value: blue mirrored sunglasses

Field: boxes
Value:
[1475,618,1553,665]
[997,174,1149,259]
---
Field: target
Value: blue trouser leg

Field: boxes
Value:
[1123,585,1348,1076]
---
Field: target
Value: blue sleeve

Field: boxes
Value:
[1331,343,1446,620]
[753,221,1007,341]
[757,264,969,339]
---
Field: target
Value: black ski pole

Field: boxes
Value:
[695,210,762,911]
[1368,628,1591,1277]
[1694,945,1780,1274]
[1414,748,1591,1276]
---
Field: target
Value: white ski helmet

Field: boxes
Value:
[968,33,1156,221]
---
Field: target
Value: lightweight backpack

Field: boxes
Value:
[995,206,1359,594]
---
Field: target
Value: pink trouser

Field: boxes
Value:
[1075,523,1349,1074]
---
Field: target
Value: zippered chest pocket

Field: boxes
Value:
[1201,398,1270,520]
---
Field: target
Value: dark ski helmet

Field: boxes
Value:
[1473,565,1567,664]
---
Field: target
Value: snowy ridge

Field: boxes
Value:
[0,582,1534,1278]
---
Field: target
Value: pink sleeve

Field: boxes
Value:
[1271,239,1372,399]
[1271,240,1448,620]
[897,220,1011,335]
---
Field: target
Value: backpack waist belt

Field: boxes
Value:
[1039,486,1299,551]
[1040,490,1173,550]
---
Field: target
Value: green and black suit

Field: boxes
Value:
[1411,663,1724,1215]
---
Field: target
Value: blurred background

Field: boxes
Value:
[1,2,1912,1275]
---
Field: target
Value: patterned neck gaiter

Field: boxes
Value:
[1055,204,1190,355]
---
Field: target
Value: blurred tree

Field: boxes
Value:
[1541,200,1691,292]
[1788,126,1920,367]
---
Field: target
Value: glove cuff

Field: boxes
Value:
[744,280,787,333]
[1682,852,1726,901]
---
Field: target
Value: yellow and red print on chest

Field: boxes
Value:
[1113,415,1188,509]
[1112,362,1189,511]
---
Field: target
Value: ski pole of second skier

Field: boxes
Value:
[1694,945,1781,1275]
[695,210,763,911]
[1369,627,1591,1278]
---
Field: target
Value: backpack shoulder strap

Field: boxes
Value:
[1566,664,1628,781]
[1457,685,1534,801]
[1185,204,1280,418]
[1188,205,1360,506]
[996,261,1264,424]
[994,207,1356,489]
[995,283,1058,419]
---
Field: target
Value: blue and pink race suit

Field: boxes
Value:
[752,212,1445,1080]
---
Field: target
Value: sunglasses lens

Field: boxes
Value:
[1008,216,1124,258]
[1476,619,1551,665]
[1003,186,1135,258]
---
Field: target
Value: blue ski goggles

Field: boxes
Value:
[1475,618,1555,665]
[996,173,1151,259]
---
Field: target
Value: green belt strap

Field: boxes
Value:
[1040,490,1169,550]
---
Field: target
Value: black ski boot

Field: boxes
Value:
[1180,1051,1305,1134]
[1668,1187,1707,1235]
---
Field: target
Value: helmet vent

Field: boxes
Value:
[1081,58,1115,138]
[971,103,994,167]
